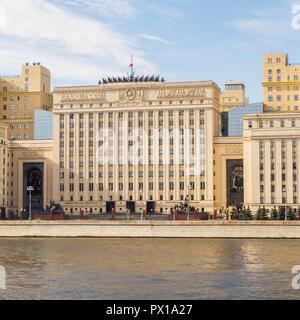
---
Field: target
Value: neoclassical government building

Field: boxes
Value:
[0,53,299,216]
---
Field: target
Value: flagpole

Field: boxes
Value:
[130,55,134,78]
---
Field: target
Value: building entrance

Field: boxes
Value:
[126,201,135,214]
[146,201,155,214]
[106,201,115,214]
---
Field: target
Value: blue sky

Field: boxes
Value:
[1,0,300,102]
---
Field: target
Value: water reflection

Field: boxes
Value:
[0,238,299,299]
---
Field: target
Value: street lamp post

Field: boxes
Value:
[27,186,34,221]
[140,189,143,221]
[186,185,191,220]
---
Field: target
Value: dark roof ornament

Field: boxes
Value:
[98,55,165,85]
[98,74,165,84]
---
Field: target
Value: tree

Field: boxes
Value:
[245,206,253,219]
[256,206,269,220]
[278,207,286,220]
[287,207,296,220]
[255,207,262,220]
[270,207,278,220]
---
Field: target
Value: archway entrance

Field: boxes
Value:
[23,163,44,217]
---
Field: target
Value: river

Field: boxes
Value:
[0,238,299,300]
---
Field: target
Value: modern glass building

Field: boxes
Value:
[34,109,53,139]
[228,102,263,136]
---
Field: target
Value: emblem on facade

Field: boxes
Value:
[119,88,144,102]
[231,166,243,193]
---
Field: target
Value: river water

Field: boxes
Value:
[0,238,299,300]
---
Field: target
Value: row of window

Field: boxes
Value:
[60,194,204,203]
[268,86,299,91]
[2,84,29,92]
[260,197,298,204]
[261,185,298,193]
[2,96,29,101]
[9,124,29,130]
[260,162,297,170]
[60,158,205,168]
[3,104,29,110]
[259,151,297,159]
[60,181,206,192]
[62,118,205,129]
[267,70,299,82]
[60,169,206,179]
[10,133,29,139]
[267,106,300,111]
[3,114,29,120]
[259,140,297,147]
[268,95,299,101]
[260,173,298,182]
[267,57,282,63]
[248,119,297,128]
[60,128,205,139]
[60,110,206,120]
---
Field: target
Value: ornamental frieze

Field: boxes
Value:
[157,88,206,99]
[60,91,106,102]
[22,152,43,158]
[119,88,144,102]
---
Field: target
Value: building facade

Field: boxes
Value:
[243,113,300,211]
[0,64,53,140]
[220,82,249,112]
[52,81,224,214]
[0,53,299,217]
[263,53,300,113]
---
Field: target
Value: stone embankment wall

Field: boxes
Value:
[0,220,300,238]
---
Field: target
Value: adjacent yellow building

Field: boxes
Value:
[0,64,53,140]
[220,82,249,111]
[263,53,300,113]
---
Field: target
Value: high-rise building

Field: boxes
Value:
[52,79,223,214]
[243,113,300,210]
[220,82,249,112]
[263,53,300,113]
[0,63,53,140]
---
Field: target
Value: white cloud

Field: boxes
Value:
[226,18,292,37]
[139,34,173,45]
[147,3,186,18]
[51,0,136,18]
[0,0,155,86]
